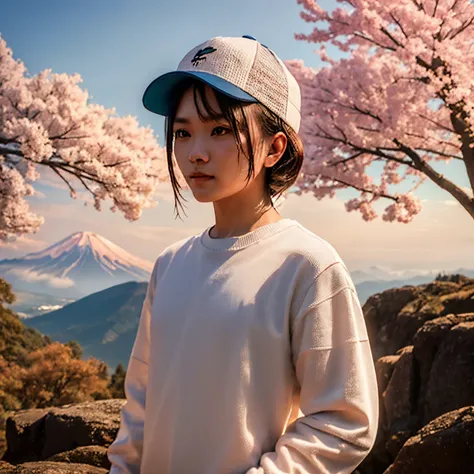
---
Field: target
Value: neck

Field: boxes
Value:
[210,195,283,239]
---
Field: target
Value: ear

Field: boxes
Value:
[264,132,287,168]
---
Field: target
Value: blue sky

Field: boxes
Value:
[1,0,473,274]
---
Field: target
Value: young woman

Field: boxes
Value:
[108,35,379,474]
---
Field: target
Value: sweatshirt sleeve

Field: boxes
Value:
[246,261,379,474]
[107,259,159,474]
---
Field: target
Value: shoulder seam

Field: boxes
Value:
[300,284,356,316]
[298,261,346,305]
[293,262,357,329]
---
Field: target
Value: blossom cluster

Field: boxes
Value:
[289,0,474,222]
[0,35,178,241]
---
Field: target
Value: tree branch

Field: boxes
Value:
[0,146,23,158]
[449,15,474,40]
[50,167,76,196]
[0,136,19,145]
[394,138,474,218]
[75,173,100,198]
[380,26,404,48]
[353,32,396,51]
[328,151,363,167]
[414,148,463,160]
[417,113,455,133]
[319,175,400,202]
[390,13,408,39]
[49,123,82,140]
[103,160,130,168]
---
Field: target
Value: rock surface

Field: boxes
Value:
[384,406,474,474]
[359,275,474,473]
[0,461,107,473]
[2,399,125,469]
[363,276,474,359]
[46,446,110,469]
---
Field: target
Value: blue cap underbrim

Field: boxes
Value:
[142,71,258,116]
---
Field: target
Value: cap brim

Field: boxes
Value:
[142,71,258,116]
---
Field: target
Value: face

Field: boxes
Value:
[172,85,269,204]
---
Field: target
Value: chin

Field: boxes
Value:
[191,187,235,204]
[192,193,216,203]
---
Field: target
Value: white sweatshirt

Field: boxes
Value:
[107,218,379,474]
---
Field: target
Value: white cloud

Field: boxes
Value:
[0,235,48,251]
[38,304,64,312]
[9,268,75,288]
[32,190,46,199]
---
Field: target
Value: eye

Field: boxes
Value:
[212,126,231,136]
[174,129,189,139]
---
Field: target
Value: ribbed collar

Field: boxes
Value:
[199,218,298,252]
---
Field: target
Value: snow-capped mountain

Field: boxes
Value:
[0,231,154,297]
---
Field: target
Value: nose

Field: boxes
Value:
[188,140,209,164]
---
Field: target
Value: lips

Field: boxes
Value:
[190,173,214,178]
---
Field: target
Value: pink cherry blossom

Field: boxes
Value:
[289,0,474,222]
[0,35,179,242]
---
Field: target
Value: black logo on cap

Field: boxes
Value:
[191,47,217,66]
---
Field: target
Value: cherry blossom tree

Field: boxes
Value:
[0,35,173,242]
[288,0,474,222]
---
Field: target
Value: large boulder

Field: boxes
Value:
[364,277,474,360]
[423,320,474,425]
[412,313,474,425]
[2,399,125,465]
[382,346,417,434]
[1,409,50,463]
[363,286,420,359]
[384,406,474,474]
[375,355,399,396]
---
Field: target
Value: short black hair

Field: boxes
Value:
[164,78,304,220]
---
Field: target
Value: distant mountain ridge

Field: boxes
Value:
[0,231,154,298]
[24,268,474,370]
[26,281,148,370]
[352,267,474,303]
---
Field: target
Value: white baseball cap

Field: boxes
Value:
[142,35,301,133]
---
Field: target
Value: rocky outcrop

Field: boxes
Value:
[1,399,125,471]
[384,406,474,474]
[364,276,474,359]
[359,275,474,473]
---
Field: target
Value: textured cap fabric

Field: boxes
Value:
[142,36,301,133]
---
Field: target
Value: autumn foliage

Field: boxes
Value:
[0,278,126,455]
[2,343,110,409]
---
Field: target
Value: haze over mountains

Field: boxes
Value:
[24,266,474,370]
[4,230,474,321]
[0,231,154,298]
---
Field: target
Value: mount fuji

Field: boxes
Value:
[0,231,154,298]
